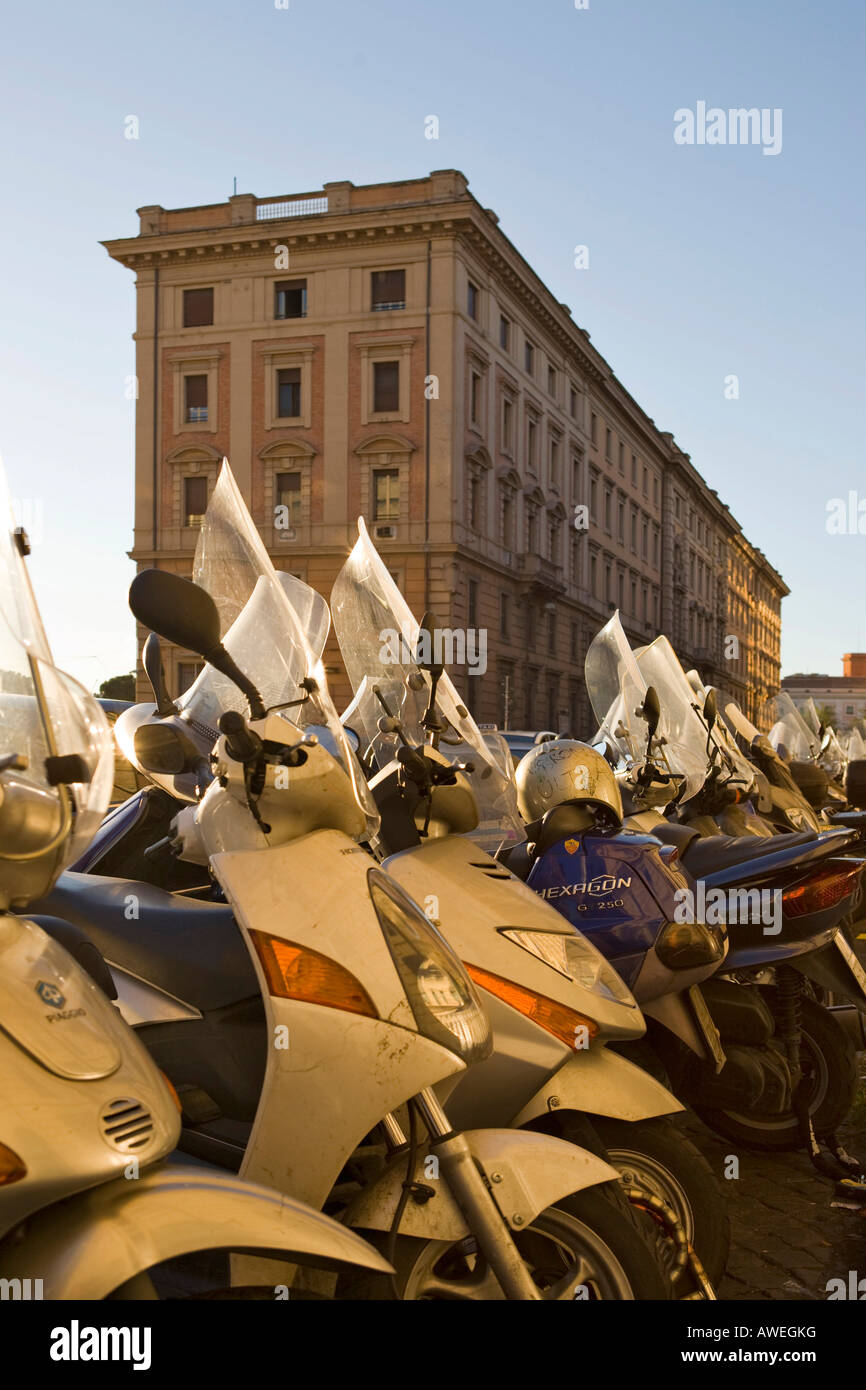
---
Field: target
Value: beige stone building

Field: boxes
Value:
[103,170,787,728]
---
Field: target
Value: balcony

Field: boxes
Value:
[518,553,566,597]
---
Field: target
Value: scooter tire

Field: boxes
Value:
[696,995,858,1152]
[588,1115,730,1290]
[335,1183,670,1300]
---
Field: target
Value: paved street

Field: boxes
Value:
[685,1086,866,1301]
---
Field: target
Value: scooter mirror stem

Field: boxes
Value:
[142,633,176,717]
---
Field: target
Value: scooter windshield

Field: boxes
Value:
[847,728,866,761]
[0,461,113,869]
[332,519,523,848]
[684,670,756,793]
[584,612,659,768]
[183,462,378,833]
[631,637,709,803]
[763,691,819,761]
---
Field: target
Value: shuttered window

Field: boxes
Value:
[183,288,214,327]
[371,269,405,310]
[373,361,399,413]
[184,375,208,422]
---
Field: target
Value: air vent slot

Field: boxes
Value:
[99,1097,155,1153]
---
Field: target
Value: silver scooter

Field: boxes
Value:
[0,464,391,1299]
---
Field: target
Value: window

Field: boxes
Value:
[589,474,597,520]
[618,498,625,543]
[502,397,514,452]
[571,622,579,660]
[502,491,515,548]
[467,282,478,320]
[631,576,637,613]
[527,508,539,554]
[500,592,510,637]
[570,387,578,419]
[643,465,649,496]
[641,518,648,560]
[547,365,556,398]
[654,476,660,505]
[177,660,204,690]
[371,268,406,311]
[274,279,307,319]
[275,472,301,529]
[590,552,597,596]
[604,489,612,533]
[470,371,482,426]
[632,454,638,485]
[373,360,400,413]
[184,374,208,423]
[618,442,625,473]
[591,413,598,445]
[469,475,480,530]
[618,571,625,609]
[527,415,538,470]
[468,578,478,628]
[183,475,208,526]
[277,367,302,418]
[605,560,612,604]
[547,609,556,655]
[549,517,560,564]
[524,340,534,374]
[373,468,399,521]
[605,428,612,460]
[183,288,214,327]
[631,507,638,549]
[500,315,510,351]
[550,435,560,488]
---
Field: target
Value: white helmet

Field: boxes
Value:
[515,739,624,825]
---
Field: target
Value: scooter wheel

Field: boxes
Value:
[696,996,858,1152]
[588,1115,730,1290]
[335,1184,670,1300]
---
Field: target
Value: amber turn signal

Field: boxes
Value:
[465,964,599,1048]
[250,930,378,1018]
[0,1143,27,1186]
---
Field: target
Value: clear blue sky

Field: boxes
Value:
[1,0,863,689]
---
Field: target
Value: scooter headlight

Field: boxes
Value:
[368,867,492,1064]
[499,928,638,1007]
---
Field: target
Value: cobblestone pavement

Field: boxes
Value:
[685,1095,866,1301]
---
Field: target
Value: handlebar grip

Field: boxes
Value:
[219,710,263,764]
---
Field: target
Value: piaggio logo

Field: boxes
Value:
[36,981,65,1009]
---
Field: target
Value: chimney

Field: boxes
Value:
[843,653,866,678]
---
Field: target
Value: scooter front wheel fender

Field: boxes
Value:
[0,1165,392,1299]
[510,1045,684,1129]
[343,1127,620,1238]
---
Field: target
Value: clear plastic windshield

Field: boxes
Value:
[584,612,651,765]
[631,637,709,802]
[684,669,757,793]
[0,460,113,870]
[820,727,846,779]
[331,518,523,849]
[799,697,822,738]
[763,691,820,762]
[846,728,866,761]
[181,462,377,834]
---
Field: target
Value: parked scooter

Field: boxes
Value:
[578,613,866,1162]
[0,467,393,1299]
[330,520,728,1290]
[37,470,671,1300]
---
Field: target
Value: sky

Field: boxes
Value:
[1,0,863,690]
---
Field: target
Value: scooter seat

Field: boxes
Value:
[678,830,819,879]
[32,871,257,1013]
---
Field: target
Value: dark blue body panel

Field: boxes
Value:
[527,832,681,989]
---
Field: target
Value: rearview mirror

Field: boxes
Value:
[129,570,265,719]
[640,686,661,738]
[129,571,222,658]
[133,721,206,776]
[416,611,445,677]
